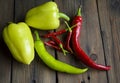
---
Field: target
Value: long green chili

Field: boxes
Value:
[34,31,88,74]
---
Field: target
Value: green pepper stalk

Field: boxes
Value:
[25,1,70,30]
[3,22,34,64]
[34,30,88,74]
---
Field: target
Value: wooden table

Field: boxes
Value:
[0,0,120,83]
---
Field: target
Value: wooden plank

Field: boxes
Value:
[11,0,35,83]
[33,1,56,83]
[0,0,119,83]
[0,0,14,83]
[109,1,120,83]
[97,0,120,83]
[14,0,35,22]
[12,0,56,83]
[81,0,108,83]
[55,0,108,83]
[54,0,85,82]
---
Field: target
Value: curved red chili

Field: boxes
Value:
[71,8,110,70]
[64,21,73,53]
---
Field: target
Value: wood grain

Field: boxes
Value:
[0,0,119,83]
[34,0,56,83]
[97,0,120,83]
[0,0,14,83]
[82,0,108,83]
[11,0,35,83]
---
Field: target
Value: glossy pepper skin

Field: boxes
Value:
[3,22,34,64]
[71,8,110,70]
[25,1,70,30]
[34,31,88,74]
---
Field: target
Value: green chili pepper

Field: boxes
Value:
[34,31,88,74]
[25,1,70,30]
[3,22,34,64]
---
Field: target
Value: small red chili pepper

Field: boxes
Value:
[71,8,110,70]
[43,24,76,38]
[46,40,57,46]
[43,22,76,53]
[51,35,68,55]
[44,40,61,51]
[43,29,66,38]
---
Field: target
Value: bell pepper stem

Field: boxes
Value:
[59,12,70,21]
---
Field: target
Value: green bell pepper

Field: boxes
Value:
[25,1,70,30]
[3,22,34,64]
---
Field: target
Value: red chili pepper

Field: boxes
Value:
[43,24,76,38]
[44,40,61,51]
[64,21,73,53]
[51,35,68,55]
[46,40,57,46]
[43,29,66,38]
[71,8,110,70]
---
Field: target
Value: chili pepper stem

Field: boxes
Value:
[71,7,110,71]
[51,35,68,55]
[42,23,77,38]
[34,30,40,41]
[64,21,72,32]
[77,7,81,16]
[59,12,70,21]
[59,44,68,55]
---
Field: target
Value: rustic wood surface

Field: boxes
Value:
[0,0,120,83]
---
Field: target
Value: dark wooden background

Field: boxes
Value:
[0,0,120,83]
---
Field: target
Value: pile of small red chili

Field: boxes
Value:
[43,8,111,71]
